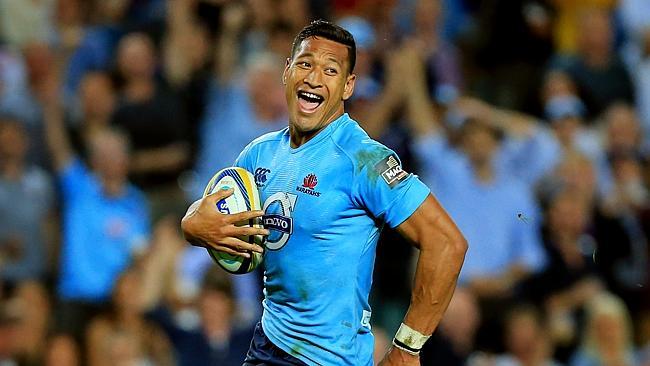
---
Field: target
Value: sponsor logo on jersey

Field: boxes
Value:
[263,214,292,234]
[263,192,297,250]
[375,153,409,188]
[254,167,271,187]
[296,173,321,197]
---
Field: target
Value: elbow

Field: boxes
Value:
[449,233,468,263]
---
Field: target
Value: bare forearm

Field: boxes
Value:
[42,103,73,170]
[364,91,401,139]
[490,108,537,138]
[403,237,465,334]
[404,68,438,137]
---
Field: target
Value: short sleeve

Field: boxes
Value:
[58,157,91,200]
[353,147,430,228]
[234,141,254,172]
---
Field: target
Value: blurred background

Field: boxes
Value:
[1,0,650,365]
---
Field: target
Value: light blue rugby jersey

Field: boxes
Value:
[235,113,430,365]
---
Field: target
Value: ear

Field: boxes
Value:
[342,73,356,101]
[282,58,291,85]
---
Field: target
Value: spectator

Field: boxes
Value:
[629,29,650,147]
[551,0,617,54]
[63,0,131,97]
[0,0,57,50]
[523,187,602,361]
[570,292,637,366]
[552,7,635,118]
[421,287,482,366]
[68,72,117,157]
[0,299,21,365]
[86,267,175,366]
[401,47,546,298]
[494,304,561,366]
[44,334,80,366]
[42,85,150,339]
[149,267,257,366]
[11,281,51,366]
[111,32,190,202]
[0,117,54,284]
[400,43,545,352]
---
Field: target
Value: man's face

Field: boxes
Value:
[460,123,498,166]
[283,37,356,136]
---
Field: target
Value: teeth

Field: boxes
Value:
[299,91,323,101]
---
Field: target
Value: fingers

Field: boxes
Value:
[203,187,234,206]
[219,237,264,254]
[226,209,265,223]
[231,225,270,237]
[208,244,252,258]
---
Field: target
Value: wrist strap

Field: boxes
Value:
[392,323,430,354]
[391,339,421,356]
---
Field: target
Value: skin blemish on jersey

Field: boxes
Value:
[354,146,393,183]
[290,342,305,356]
[266,282,282,296]
[298,285,309,302]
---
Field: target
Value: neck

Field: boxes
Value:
[473,161,494,183]
[117,311,141,327]
[124,78,154,102]
[204,320,231,342]
[102,177,126,197]
[289,111,344,148]
[584,49,611,69]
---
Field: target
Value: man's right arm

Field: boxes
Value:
[41,85,73,172]
[180,188,268,258]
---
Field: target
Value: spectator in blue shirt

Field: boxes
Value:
[0,117,54,284]
[398,42,545,352]
[394,44,546,296]
[41,87,150,339]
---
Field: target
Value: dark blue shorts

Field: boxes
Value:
[243,322,308,366]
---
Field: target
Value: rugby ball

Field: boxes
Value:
[203,167,264,274]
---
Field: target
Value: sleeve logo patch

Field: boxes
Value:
[374,154,409,188]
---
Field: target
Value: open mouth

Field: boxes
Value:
[297,90,324,113]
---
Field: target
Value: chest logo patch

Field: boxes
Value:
[296,173,322,197]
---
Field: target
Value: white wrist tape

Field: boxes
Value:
[392,323,430,355]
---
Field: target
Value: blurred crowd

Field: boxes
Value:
[1,0,650,365]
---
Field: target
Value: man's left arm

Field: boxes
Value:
[379,194,467,365]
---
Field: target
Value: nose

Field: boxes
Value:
[303,68,323,88]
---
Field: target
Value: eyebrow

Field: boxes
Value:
[295,52,344,68]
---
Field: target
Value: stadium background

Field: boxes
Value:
[1,0,650,365]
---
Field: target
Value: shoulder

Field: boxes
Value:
[330,116,397,176]
[238,128,287,164]
[246,128,287,151]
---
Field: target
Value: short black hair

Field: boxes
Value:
[290,20,356,74]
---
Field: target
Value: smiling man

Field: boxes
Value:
[181,20,467,366]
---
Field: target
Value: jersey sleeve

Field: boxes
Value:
[352,145,430,228]
[234,140,255,172]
